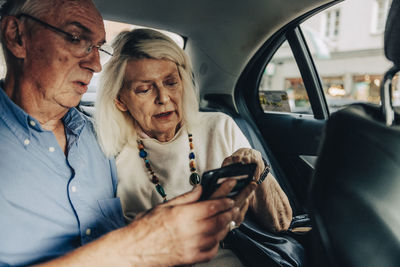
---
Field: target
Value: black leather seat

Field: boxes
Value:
[309,1,400,266]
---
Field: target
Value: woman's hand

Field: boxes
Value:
[217,148,264,227]
[221,148,293,232]
[249,173,292,232]
[221,148,265,182]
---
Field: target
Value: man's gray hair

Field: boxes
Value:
[0,0,53,57]
[95,28,200,157]
[0,0,51,18]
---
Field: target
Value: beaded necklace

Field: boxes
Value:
[137,132,201,202]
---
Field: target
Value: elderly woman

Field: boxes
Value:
[95,29,292,266]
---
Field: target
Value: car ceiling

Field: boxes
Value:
[94,0,333,109]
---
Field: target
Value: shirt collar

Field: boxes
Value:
[0,83,33,138]
[63,107,87,136]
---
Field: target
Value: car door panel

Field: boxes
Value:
[256,112,325,209]
[236,3,341,212]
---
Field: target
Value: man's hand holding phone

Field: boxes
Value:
[201,163,258,228]
[210,177,257,229]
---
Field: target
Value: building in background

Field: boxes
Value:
[260,0,397,114]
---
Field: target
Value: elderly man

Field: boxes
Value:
[0,0,248,266]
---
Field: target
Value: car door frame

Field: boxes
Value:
[235,0,342,212]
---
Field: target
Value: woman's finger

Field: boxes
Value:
[233,181,257,206]
[221,156,234,167]
[234,198,250,226]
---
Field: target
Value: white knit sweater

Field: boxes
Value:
[116,112,251,218]
[116,112,251,267]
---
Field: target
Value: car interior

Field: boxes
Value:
[89,0,339,212]
[71,0,400,266]
[76,0,400,266]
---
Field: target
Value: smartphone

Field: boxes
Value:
[200,162,257,200]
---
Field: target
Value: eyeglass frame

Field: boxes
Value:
[15,13,113,59]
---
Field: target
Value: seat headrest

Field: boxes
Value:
[385,0,400,66]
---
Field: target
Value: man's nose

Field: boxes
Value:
[80,48,102,73]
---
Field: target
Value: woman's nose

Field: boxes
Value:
[155,86,170,104]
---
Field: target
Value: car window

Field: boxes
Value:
[301,0,396,113]
[258,0,397,115]
[259,40,312,114]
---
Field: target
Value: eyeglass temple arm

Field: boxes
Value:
[16,13,76,40]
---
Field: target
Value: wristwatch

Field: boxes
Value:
[257,158,270,185]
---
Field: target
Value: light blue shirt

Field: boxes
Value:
[0,87,125,266]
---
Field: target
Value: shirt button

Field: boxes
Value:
[71,186,77,192]
[85,228,91,236]
[29,120,36,127]
[49,146,55,152]
[24,139,30,145]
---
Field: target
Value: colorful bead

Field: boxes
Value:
[152,175,159,184]
[156,184,166,198]
[139,150,147,158]
[137,132,197,203]
[189,160,196,169]
[190,172,200,185]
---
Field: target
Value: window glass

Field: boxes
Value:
[301,0,397,113]
[324,9,340,39]
[372,0,391,34]
[259,41,312,114]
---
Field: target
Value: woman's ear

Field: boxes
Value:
[115,95,128,112]
[1,16,27,59]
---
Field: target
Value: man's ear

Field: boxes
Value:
[115,95,128,112]
[1,16,27,59]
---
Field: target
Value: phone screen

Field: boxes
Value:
[200,163,256,200]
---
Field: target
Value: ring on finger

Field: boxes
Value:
[229,220,237,231]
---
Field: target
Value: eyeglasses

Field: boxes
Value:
[16,13,113,65]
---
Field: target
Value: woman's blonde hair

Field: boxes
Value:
[95,28,199,157]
